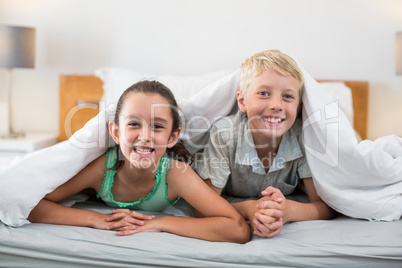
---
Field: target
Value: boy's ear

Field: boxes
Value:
[237,91,247,113]
[109,121,120,144]
[167,127,181,148]
[297,101,303,114]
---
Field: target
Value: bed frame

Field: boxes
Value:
[59,75,369,142]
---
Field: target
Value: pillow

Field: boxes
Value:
[317,82,354,126]
[96,68,354,128]
[96,67,233,106]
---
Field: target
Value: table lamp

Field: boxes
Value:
[0,25,36,138]
[397,32,402,75]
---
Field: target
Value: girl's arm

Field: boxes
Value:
[112,161,250,243]
[28,154,152,229]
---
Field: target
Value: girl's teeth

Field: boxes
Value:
[135,148,152,154]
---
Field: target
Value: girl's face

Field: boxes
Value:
[109,92,180,170]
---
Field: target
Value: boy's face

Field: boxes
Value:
[237,69,301,144]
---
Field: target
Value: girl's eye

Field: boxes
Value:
[128,122,140,127]
[152,124,164,130]
[258,91,269,96]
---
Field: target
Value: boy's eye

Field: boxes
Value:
[258,91,269,96]
[283,94,295,99]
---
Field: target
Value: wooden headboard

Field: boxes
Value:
[59,76,369,142]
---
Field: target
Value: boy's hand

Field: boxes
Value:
[253,186,287,238]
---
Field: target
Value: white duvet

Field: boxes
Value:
[0,65,401,227]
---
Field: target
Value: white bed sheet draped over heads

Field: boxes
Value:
[0,65,401,227]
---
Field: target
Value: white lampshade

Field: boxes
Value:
[0,25,36,138]
[0,25,36,68]
[397,32,402,76]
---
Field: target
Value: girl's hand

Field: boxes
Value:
[115,216,164,236]
[105,209,155,232]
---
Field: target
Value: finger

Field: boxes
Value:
[261,186,279,197]
[107,215,148,229]
[107,212,131,221]
[122,216,145,226]
[265,226,283,238]
[256,215,284,231]
[261,187,285,202]
[255,212,279,225]
[106,219,136,230]
[106,220,127,230]
[253,218,276,237]
[112,209,131,214]
[129,211,155,220]
[257,208,283,219]
[116,228,137,236]
[264,219,284,232]
[271,193,283,203]
[257,200,282,211]
[253,229,265,237]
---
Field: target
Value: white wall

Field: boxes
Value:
[0,0,401,139]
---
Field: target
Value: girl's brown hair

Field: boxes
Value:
[112,80,193,169]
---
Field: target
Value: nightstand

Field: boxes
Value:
[0,133,58,158]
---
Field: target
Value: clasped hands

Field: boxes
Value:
[103,209,157,236]
[251,186,287,238]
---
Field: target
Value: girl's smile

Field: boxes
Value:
[110,92,180,171]
[132,145,154,157]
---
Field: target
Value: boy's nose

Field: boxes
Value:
[269,96,283,110]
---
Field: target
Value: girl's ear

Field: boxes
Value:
[237,91,247,113]
[109,121,120,144]
[167,127,181,148]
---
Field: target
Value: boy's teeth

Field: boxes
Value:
[264,117,282,123]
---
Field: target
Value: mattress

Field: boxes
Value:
[1,196,401,268]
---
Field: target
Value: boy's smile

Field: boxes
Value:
[262,116,285,125]
[237,69,301,147]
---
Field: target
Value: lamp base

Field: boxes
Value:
[0,131,25,139]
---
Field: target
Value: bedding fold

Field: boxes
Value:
[0,65,401,227]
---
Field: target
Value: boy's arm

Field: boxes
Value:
[258,178,336,224]
[204,178,284,237]
[287,178,336,222]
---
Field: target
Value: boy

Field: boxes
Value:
[196,50,335,238]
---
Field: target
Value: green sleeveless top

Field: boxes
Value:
[96,147,179,212]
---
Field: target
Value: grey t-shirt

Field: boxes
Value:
[195,110,311,198]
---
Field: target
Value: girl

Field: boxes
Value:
[28,80,250,244]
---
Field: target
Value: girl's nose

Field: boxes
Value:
[139,126,151,142]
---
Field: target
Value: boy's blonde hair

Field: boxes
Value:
[239,49,304,100]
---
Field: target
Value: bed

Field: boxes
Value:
[1,69,402,267]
